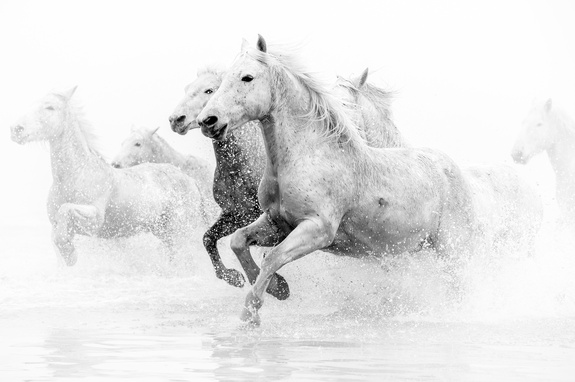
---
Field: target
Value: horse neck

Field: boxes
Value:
[212,123,259,163]
[261,81,334,173]
[364,111,406,148]
[49,116,109,183]
[546,113,575,183]
[150,135,187,168]
[358,93,406,148]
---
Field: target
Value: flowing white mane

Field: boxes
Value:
[549,107,575,137]
[197,64,226,78]
[336,75,405,148]
[249,46,368,148]
[63,99,104,157]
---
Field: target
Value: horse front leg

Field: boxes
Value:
[230,212,290,300]
[240,218,334,326]
[52,203,105,266]
[203,210,249,288]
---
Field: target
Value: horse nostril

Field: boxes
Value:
[13,125,24,134]
[111,162,121,168]
[169,115,186,124]
[202,116,218,127]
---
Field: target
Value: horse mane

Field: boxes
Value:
[66,100,105,158]
[336,76,406,148]
[196,64,226,78]
[550,107,575,137]
[250,46,368,149]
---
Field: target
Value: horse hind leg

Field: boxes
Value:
[230,212,290,300]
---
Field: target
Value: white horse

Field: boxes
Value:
[111,125,219,224]
[512,99,575,225]
[10,87,204,265]
[198,36,532,325]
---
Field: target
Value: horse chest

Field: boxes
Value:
[259,175,315,228]
[213,166,260,210]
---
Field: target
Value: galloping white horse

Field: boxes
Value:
[10,88,204,265]
[111,125,218,224]
[512,99,575,225]
[197,36,508,325]
[168,65,411,295]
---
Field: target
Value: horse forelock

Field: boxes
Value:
[249,46,368,149]
[196,64,226,79]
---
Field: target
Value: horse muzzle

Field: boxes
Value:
[169,115,196,135]
[198,115,228,141]
[510,150,529,165]
[200,123,228,141]
[10,125,28,144]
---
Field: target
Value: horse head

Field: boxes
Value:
[198,35,273,141]
[11,86,77,144]
[111,125,160,168]
[511,99,554,164]
[170,67,224,135]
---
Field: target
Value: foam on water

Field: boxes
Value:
[2,207,575,331]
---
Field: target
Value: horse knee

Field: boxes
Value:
[230,229,248,254]
[203,231,217,250]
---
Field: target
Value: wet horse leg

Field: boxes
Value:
[239,218,334,326]
[230,213,290,300]
[203,210,249,287]
[52,203,105,266]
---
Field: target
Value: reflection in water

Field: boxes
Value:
[44,328,95,379]
[1,309,575,380]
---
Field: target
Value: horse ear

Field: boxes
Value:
[355,68,369,88]
[256,34,267,53]
[241,38,250,53]
[150,126,160,135]
[56,85,78,101]
[544,98,552,113]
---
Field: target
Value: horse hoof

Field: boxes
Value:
[266,273,290,300]
[221,269,246,288]
[59,243,77,266]
[240,306,261,327]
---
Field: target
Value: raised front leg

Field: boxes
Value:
[240,218,335,326]
[230,213,290,300]
[203,211,249,288]
[52,203,105,266]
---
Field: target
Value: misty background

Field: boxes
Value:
[1,0,574,227]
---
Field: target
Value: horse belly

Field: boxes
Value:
[333,208,433,256]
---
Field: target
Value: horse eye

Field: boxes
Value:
[241,75,254,82]
[135,142,141,147]
[204,89,213,94]
[45,106,55,111]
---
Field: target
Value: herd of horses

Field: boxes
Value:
[10,35,575,326]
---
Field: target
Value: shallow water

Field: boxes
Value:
[1,220,575,381]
